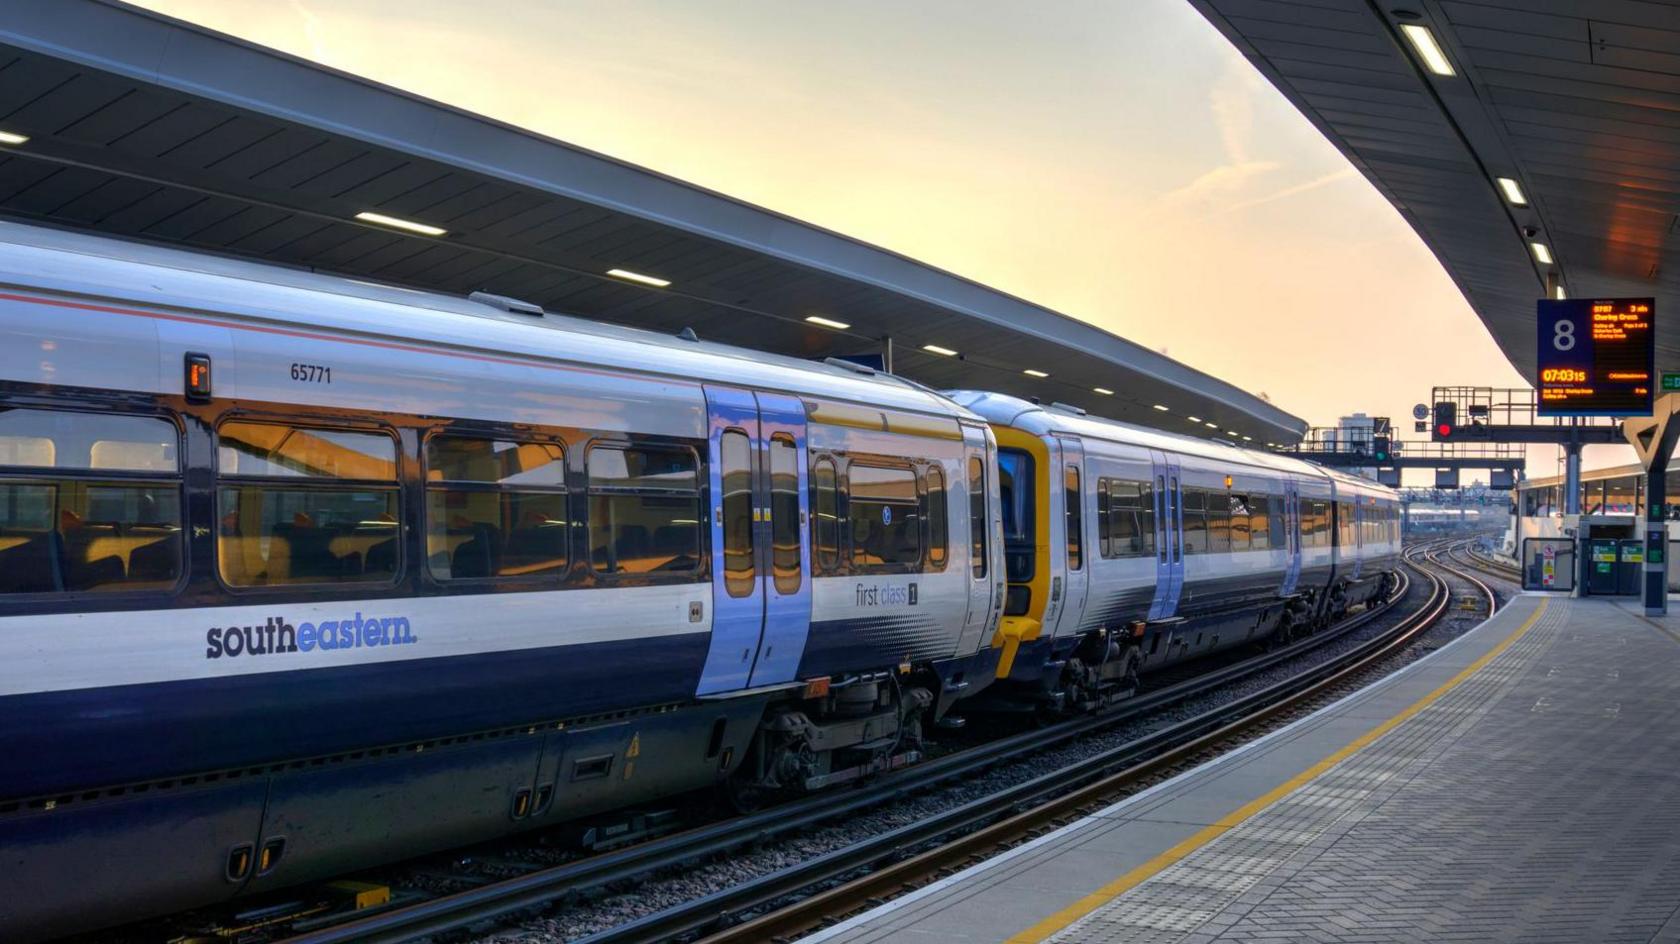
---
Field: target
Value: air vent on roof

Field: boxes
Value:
[677,327,700,342]
[468,291,544,316]
[823,357,877,376]
[1048,401,1087,416]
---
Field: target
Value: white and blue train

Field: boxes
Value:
[0,222,1398,940]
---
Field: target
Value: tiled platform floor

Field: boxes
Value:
[805,594,1680,943]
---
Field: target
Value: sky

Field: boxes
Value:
[132,0,1601,480]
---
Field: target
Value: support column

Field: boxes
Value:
[1565,441,1584,597]
[1646,469,1667,616]
[881,335,894,375]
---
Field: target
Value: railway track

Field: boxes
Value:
[213,544,1489,944]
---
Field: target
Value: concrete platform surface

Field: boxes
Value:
[803,593,1680,943]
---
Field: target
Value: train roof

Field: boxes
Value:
[948,389,1397,497]
[0,221,979,422]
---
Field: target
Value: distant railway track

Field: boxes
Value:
[214,548,1486,944]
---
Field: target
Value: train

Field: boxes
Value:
[0,221,1399,940]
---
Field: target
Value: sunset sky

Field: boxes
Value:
[132,0,1603,478]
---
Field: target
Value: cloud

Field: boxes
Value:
[1221,166,1359,215]
[288,0,328,61]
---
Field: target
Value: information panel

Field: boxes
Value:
[1537,297,1654,416]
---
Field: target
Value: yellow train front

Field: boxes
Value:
[947,391,1400,713]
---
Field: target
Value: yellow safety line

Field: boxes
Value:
[1005,597,1550,943]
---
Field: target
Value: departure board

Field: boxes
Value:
[1536,297,1655,417]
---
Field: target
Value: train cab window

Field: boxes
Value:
[0,408,183,594]
[848,463,920,571]
[926,464,949,571]
[998,448,1035,614]
[1249,494,1270,551]
[814,457,839,573]
[217,422,399,587]
[1064,465,1082,571]
[588,443,702,577]
[769,434,802,593]
[968,456,988,580]
[1181,488,1207,555]
[424,435,568,582]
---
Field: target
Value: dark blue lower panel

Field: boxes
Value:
[797,614,952,680]
[2,634,709,800]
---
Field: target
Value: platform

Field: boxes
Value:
[805,593,1680,943]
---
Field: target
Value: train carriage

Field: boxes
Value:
[0,222,1004,940]
[946,391,1400,712]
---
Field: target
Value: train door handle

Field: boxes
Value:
[257,836,286,876]
[225,842,255,883]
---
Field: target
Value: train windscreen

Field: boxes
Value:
[998,447,1036,615]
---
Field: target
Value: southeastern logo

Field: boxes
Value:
[205,613,418,659]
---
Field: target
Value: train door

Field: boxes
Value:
[1351,501,1364,581]
[1147,451,1185,620]
[698,387,812,695]
[958,424,997,653]
[1280,479,1302,595]
[1053,436,1089,636]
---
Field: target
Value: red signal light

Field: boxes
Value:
[1436,422,1453,438]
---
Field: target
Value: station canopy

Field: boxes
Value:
[1188,0,1680,381]
[0,1,1305,445]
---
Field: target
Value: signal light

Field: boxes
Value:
[1433,401,1456,441]
[1372,435,1390,463]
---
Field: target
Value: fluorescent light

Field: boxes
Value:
[1152,404,1169,412]
[1242,435,1253,441]
[1554,284,1567,300]
[1205,422,1219,429]
[1496,177,1527,206]
[1400,24,1454,76]
[1530,242,1553,265]
[606,268,671,288]
[0,130,28,146]
[1023,368,1049,378]
[1187,415,1202,423]
[922,344,958,357]
[354,211,447,237]
[805,315,851,330]
[1093,387,1115,396]
[1227,429,1240,435]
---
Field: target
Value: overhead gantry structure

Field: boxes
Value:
[0,0,1304,446]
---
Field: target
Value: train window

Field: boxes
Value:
[1105,480,1155,559]
[1181,488,1207,555]
[926,464,948,571]
[1096,479,1110,557]
[0,408,184,595]
[848,463,920,571]
[1337,501,1354,547]
[770,435,801,593]
[1249,495,1270,551]
[968,456,988,580]
[1168,476,1181,563]
[424,435,568,582]
[587,443,701,577]
[718,431,754,596]
[1064,465,1082,572]
[1207,490,1231,554]
[1229,494,1251,551]
[814,457,839,573]
[217,422,399,587]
